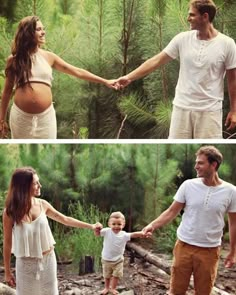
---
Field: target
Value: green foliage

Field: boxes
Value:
[223,231,229,243]
[74,144,146,230]
[118,93,157,127]
[135,145,179,224]
[153,100,172,138]
[78,127,89,139]
[0,17,12,69]
[53,201,108,270]
[214,144,236,183]
[0,145,19,189]
[154,215,181,253]
[0,0,17,21]
[14,0,54,21]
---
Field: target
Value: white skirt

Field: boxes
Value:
[10,103,57,139]
[16,251,58,295]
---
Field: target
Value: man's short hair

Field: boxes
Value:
[196,145,223,170]
[190,0,217,22]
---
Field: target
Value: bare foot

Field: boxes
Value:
[110,289,119,295]
[100,288,109,295]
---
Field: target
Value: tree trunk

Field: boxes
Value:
[79,255,94,275]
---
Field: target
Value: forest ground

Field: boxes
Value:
[0,242,235,295]
[56,242,236,295]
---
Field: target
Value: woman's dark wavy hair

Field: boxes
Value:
[5,16,40,88]
[5,167,36,224]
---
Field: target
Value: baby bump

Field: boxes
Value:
[14,83,53,114]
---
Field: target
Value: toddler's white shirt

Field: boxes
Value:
[100,228,131,261]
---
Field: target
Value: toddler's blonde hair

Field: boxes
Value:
[109,211,125,221]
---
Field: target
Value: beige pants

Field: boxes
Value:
[169,105,222,139]
[16,251,58,295]
[170,240,220,295]
[10,103,57,139]
[102,257,124,279]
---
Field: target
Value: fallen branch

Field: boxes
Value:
[126,242,171,275]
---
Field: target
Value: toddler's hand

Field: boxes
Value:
[144,231,152,238]
[93,222,103,236]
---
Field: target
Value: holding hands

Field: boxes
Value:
[142,230,152,238]
[104,76,132,91]
[4,272,16,288]
[104,76,132,90]
[142,223,155,236]
[93,222,103,236]
[114,75,132,90]
[104,79,120,90]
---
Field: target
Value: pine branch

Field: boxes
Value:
[118,93,157,127]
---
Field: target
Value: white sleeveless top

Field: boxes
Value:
[27,50,53,87]
[12,200,56,259]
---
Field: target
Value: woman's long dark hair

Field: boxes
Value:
[5,16,40,87]
[5,167,36,224]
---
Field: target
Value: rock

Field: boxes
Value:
[120,291,135,295]
[117,285,127,292]
[0,283,16,295]
[62,288,82,295]
[74,279,93,287]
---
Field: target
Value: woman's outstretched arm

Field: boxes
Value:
[42,199,102,230]
[45,50,117,90]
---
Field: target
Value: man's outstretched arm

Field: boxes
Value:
[116,51,173,88]
[142,200,184,234]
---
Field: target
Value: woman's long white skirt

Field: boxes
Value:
[16,251,58,295]
[10,102,57,139]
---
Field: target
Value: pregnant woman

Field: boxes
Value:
[0,16,116,139]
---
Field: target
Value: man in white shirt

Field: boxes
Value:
[143,146,236,295]
[116,0,236,139]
